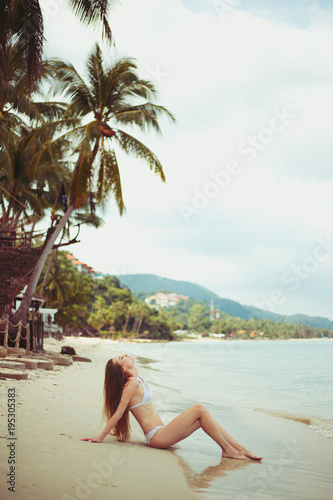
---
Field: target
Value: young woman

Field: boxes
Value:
[81,354,262,460]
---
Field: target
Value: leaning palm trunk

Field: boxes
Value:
[10,43,174,328]
[39,248,58,297]
[10,203,74,325]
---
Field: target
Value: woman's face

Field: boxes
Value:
[116,354,134,372]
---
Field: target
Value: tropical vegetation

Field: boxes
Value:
[37,251,333,340]
[37,251,176,340]
[1,0,116,87]
[122,274,333,330]
[1,39,174,325]
[2,3,331,342]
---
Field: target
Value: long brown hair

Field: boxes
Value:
[103,358,131,442]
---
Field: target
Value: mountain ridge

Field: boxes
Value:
[115,273,333,330]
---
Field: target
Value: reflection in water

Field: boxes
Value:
[173,450,256,493]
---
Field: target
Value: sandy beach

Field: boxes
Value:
[1,337,333,500]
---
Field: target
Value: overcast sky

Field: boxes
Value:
[41,0,333,320]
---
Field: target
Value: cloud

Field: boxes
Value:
[40,0,333,319]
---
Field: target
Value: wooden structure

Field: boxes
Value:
[0,312,44,351]
[40,308,63,341]
[0,229,45,316]
[0,221,74,350]
[0,229,46,351]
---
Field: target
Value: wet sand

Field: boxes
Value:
[0,337,332,500]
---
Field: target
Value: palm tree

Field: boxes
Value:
[0,0,116,88]
[37,251,73,306]
[49,43,175,212]
[0,119,70,232]
[36,251,91,329]
[11,43,175,325]
[0,40,63,126]
[0,41,74,234]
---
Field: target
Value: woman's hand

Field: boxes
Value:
[80,436,103,443]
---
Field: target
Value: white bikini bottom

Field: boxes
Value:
[145,425,164,446]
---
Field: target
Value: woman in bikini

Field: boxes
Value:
[81,354,262,460]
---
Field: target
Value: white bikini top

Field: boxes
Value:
[129,376,153,410]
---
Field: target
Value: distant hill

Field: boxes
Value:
[115,273,333,330]
[116,273,220,303]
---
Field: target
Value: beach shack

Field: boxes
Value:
[40,307,63,340]
[0,229,62,352]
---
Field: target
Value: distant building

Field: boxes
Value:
[173,329,188,336]
[145,292,189,308]
[66,253,102,279]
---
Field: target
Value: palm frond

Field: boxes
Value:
[118,78,158,101]
[99,58,138,112]
[97,143,124,214]
[72,211,104,228]
[8,0,45,88]
[114,103,176,133]
[0,127,14,177]
[0,110,27,132]
[48,59,94,117]
[30,101,68,122]
[66,0,114,42]
[87,43,104,108]
[22,118,82,179]
[115,130,166,182]
[19,187,45,216]
[69,124,94,208]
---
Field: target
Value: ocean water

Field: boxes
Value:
[98,338,333,499]
[122,339,333,440]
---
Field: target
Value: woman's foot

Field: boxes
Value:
[242,448,263,461]
[223,446,247,460]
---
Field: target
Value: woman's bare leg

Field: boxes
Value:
[168,419,201,442]
[150,404,247,459]
[212,417,262,460]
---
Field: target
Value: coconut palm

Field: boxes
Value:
[49,43,175,212]
[11,43,175,325]
[0,39,75,233]
[0,119,70,232]
[0,40,63,126]
[0,0,116,88]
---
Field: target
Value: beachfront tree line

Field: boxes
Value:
[38,251,333,340]
[37,251,176,340]
[0,3,174,326]
[163,298,333,339]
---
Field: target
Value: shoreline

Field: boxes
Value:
[61,336,333,441]
[1,337,332,499]
[0,337,199,500]
[61,335,333,344]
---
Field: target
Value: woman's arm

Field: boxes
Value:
[80,379,138,443]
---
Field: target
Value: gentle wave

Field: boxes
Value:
[252,408,333,438]
[110,339,333,441]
